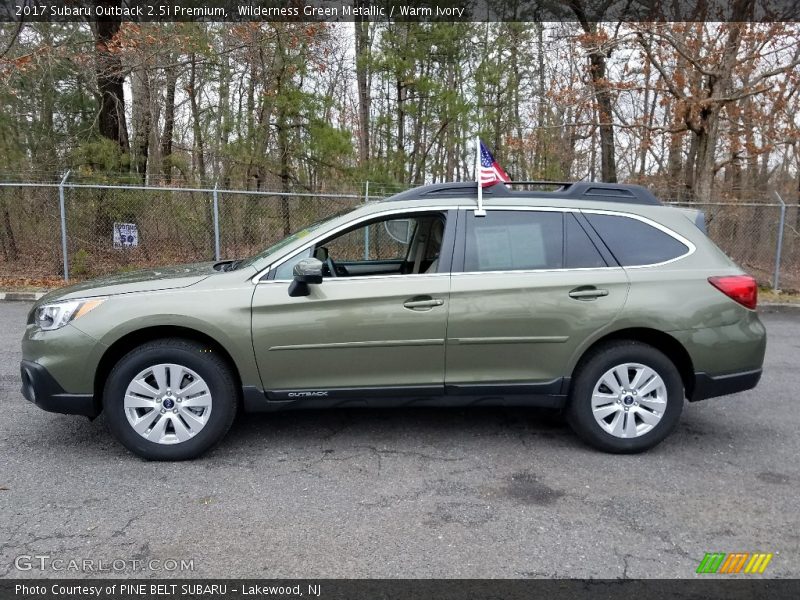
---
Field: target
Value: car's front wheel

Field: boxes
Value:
[103,338,238,460]
[566,341,684,453]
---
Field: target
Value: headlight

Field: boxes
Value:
[34,298,106,331]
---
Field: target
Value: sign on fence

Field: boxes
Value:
[113,222,139,248]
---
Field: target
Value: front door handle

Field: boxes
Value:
[403,296,445,310]
[568,287,609,300]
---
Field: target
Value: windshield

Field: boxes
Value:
[235,208,354,270]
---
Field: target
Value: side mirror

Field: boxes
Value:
[288,258,323,297]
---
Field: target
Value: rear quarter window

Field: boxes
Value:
[584,213,690,266]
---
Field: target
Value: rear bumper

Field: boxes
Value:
[20,360,99,418]
[691,368,762,401]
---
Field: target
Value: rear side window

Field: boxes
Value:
[584,213,689,266]
[566,214,607,268]
[465,211,563,271]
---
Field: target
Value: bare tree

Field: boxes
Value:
[569,0,618,182]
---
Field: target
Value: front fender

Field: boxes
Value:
[72,285,261,389]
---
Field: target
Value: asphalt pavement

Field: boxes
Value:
[1,302,798,579]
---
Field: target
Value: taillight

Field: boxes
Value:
[708,275,758,310]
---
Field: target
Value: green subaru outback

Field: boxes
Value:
[21,182,766,460]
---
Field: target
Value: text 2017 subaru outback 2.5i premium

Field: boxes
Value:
[21,181,766,460]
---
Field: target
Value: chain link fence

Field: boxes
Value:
[667,198,798,292]
[0,181,369,282]
[0,180,797,292]
[0,184,63,280]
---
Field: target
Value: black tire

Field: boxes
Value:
[566,341,684,453]
[103,338,238,460]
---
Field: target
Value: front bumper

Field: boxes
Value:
[20,360,99,418]
[691,368,762,401]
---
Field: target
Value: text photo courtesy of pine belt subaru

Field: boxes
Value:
[20,181,766,460]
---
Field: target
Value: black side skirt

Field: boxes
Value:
[243,379,568,412]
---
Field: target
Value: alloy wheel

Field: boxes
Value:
[590,362,667,438]
[123,363,213,445]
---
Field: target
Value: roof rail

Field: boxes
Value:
[383,181,661,206]
[504,180,574,189]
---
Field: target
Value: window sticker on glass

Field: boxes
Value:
[473,226,512,271]
[473,224,547,271]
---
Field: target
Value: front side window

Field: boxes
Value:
[584,213,689,266]
[272,212,447,279]
[464,210,563,272]
[323,218,417,262]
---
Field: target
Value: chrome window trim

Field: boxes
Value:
[458,206,696,272]
[258,272,452,285]
[252,205,451,284]
[450,266,624,277]
[578,208,696,268]
[252,203,696,283]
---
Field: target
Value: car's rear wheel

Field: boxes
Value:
[103,338,238,460]
[566,341,684,453]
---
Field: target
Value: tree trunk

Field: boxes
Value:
[536,22,546,176]
[689,22,744,202]
[160,64,177,182]
[589,119,597,181]
[37,26,58,174]
[245,59,258,186]
[277,76,291,237]
[397,78,406,181]
[215,37,232,184]
[684,134,698,200]
[667,128,684,198]
[131,68,151,183]
[354,4,371,166]
[693,116,719,204]
[189,54,206,181]
[92,9,129,152]
[589,52,617,182]
[569,4,618,182]
[638,53,656,178]
[274,36,292,236]
[0,196,18,262]
[444,65,456,180]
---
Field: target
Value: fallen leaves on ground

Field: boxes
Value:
[0,276,65,290]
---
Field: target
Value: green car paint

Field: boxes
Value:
[21,188,766,427]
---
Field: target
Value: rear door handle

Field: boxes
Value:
[568,287,609,300]
[403,296,445,310]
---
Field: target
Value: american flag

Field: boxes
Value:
[479,140,510,187]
